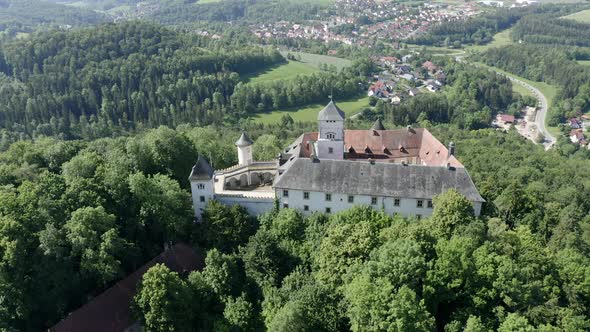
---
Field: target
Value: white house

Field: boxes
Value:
[189,101,484,220]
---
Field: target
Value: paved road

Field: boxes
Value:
[504,76,555,149]
[459,53,556,149]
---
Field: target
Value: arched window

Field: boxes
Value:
[198,184,205,190]
[326,132,336,139]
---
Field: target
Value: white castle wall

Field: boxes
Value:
[277,189,482,218]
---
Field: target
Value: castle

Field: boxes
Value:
[189,101,484,219]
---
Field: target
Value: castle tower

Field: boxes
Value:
[235,132,254,166]
[189,156,215,221]
[316,100,345,160]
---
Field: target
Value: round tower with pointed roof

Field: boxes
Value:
[236,132,254,166]
[316,100,345,160]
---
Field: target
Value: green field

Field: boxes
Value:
[244,52,351,84]
[512,81,535,99]
[578,60,590,66]
[250,96,370,124]
[244,61,320,84]
[563,9,590,23]
[465,29,513,53]
[282,51,351,70]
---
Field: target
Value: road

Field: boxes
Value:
[504,76,555,150]
[457,53,556,149]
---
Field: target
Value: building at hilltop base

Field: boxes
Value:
[189,101,484,219]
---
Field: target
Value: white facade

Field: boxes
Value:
[237,145,253,166]
[190,179,215,220]
[317,116,345,160]
[277,189,482,218]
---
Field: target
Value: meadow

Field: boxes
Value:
[249,96,370,124]
[243,51,351,84]
[562,9,590,23]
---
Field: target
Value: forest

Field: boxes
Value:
[0,21,372,147]
[149,0,331,26]
[0,0,106,36]
[1,120,590,331]
[511,15,590,47]
[409,4,587,47]
[163,127,590,332]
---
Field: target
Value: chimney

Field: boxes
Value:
[447,142,455,158]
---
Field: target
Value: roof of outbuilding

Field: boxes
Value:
[189,156,214,181]
[235,132,253,147]
[318,101,345,121]
[50,244,203,332]
[274,158,484,202]
[371,118,386,130]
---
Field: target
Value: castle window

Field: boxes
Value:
[303,192,310,200]
[197,184,205,190]
[417,200,423,208]
[325,193,332,202]
[283,190,289,197]
[427,200,433,208]
[416,214,422,220]
[394,198,400,207]
[328,147,334,154]
[326,207,332,214]
[326,133,336,139]
[283,203,289,209]
[348,195,354,203]
[371,197,378,205]
[200,196,205,202]
[304,205,309,211]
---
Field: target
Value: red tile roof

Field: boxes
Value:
[500,114,515,123]
[50,244,203,332]
[297,128,463,168]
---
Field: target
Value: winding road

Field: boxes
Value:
[504,76,555,149]
[455,54,556,149]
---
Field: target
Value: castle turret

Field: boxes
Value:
[316,100,345,160]
[235,132,254,166]
[189,156,215,221]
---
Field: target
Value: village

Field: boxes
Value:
[493,108,590,150]
[251,0,480,47]
[367,54,445,103]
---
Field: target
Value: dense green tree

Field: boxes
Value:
[134,264,194,332]
[202,200,256,252]
[128,172,193,247]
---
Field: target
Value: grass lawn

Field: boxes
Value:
[244,52,351,84]
[250,96,370,124]
[512,81,535,99]
[563,9,590,23]
[577,60,590,66]
[243,61,320,84]
[281,51,351,70]
[465,29,513,53]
